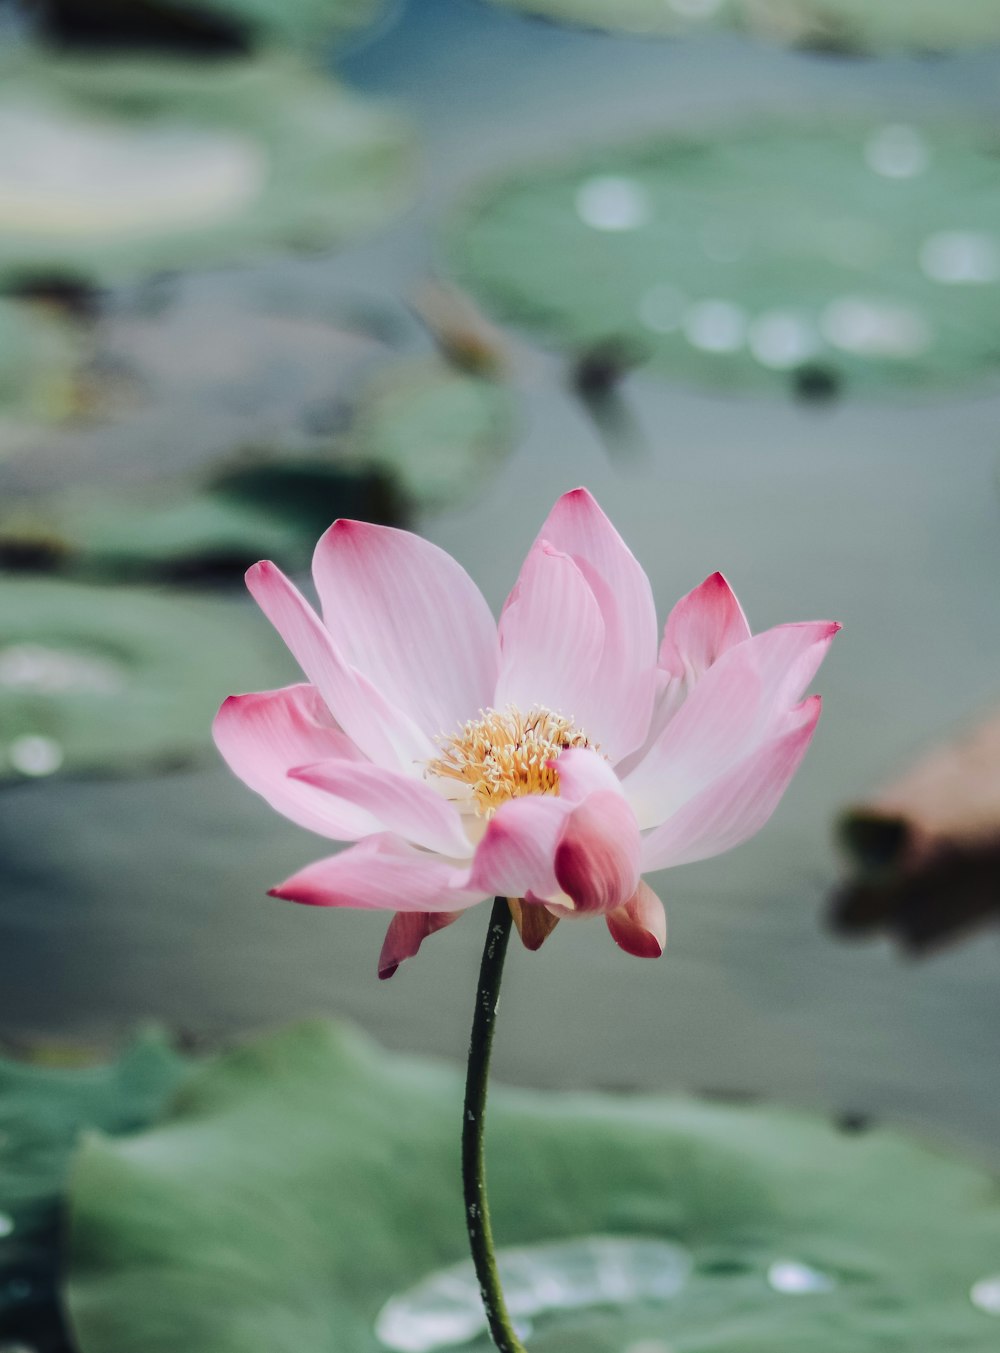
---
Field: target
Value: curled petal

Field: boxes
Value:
[213,685,376,840]
[269,834,485,913]
[640,696,823,871]
[552,745,623,803]
[658,571,750,680]
[496,542,605,731]
[470,795,569,901]
[606,881,667,958]
[554,790,641,915]
[378,910,462,980]
[290,760,472,858]
[246,561,433,772]
[534,488,658,760]
[311,519,499,740]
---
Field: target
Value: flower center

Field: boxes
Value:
[429,705,593,817]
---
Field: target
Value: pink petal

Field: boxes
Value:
[533,488,658,760]
[289,760,472,858]
[269,834,486,913]
[551,745,623,803]
[606,881,667,958]
[469,795,569,900]
[553,789,640,915]
[640,696,823,870]
[495,542,605,732]
[311,520,499,739]
[623,619,838,828]
[378,910,462,979]
[213,685,378,840]
[246,561,433,772]
[658,572,750,680]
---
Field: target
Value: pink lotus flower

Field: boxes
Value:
[214,488,837,977]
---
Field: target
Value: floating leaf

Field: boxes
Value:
[0,50,415,289]
[486,0,1000,52]
[35,0,393,56]
[446,121,1000,398]
[0,1030,189,1353]
[342,357,516,509]
[66,1019,1000,1352]
[0,297,86,456]
[0,577,295,781]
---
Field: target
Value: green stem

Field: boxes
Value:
[462,896,527,1353]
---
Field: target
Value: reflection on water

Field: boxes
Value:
[375,1236,692,1352]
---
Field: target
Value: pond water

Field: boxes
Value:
[2,0,1000,1165]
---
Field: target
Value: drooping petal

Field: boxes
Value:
[289,760,472,858]
[495,542,605,730]
[269,834,485,913]
[606,881,667,958]
[553,790,641,915]
[469,794,569,901]
[246,560,434,772]
[640,696,823,871]
[623,619,838,828]
[533,488,658,760]
[213,685,378,840]
[378,910,462,979]
[311,519,499,739]
[508,897,561,951]
[658,571,751,680]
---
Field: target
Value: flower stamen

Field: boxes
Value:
[429,705,593,816]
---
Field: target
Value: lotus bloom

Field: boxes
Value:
[215,489,837,977]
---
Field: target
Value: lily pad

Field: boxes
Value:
[0,297,87,456]
[446,120,1000,398]
[66,1019,1000,1352]
[0,577,295,781]
[0,1030,189,1353]
[487,0,1000,52]
[342,357,516,510]
[35,0,392,56]
[0,51,414,288]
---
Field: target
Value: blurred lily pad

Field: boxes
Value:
[34,0,393,55]
[0,577,295,781]
[0,297,87,456]
[0,460,405,582]
[342,356,516,509]
[487,0,1000,52]
[67,1019,1000,1352]
[0,50,415,289]
[0,1029,189,1353]
[446,120,1000,398]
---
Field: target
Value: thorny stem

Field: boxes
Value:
[462,896,527,1353]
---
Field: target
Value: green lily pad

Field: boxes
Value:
[342,357,516,510]
[0,577,295,781]
[0,297,86,456]
[36,0,392,56]
[66,1019,1000,1352]
[0,51,414,288]
[446,120,1000,398]
[0,460,406,582]
[487,0,1000,52]
[0,1030,190,1353]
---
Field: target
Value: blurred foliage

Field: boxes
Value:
[0,577,296,782]
[0,49,414,289]
[30,0,392,56]
[0,1029,189,1353]
[446,121,1000,399]
[486,0,1000,53]
[0,297,88,455]
[66,1019,1000,1352]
